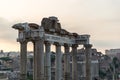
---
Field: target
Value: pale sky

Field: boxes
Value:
[0,0,120,53]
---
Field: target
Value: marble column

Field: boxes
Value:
[84,44,92,80]
[72,44,78,80]
[64,44,70,80]
[33,38,44,80]
[45,42,51,80]
[20,41,27,80]
[33,42,36,80]
[55,43,62,80]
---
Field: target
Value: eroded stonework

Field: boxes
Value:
[12,16,91,80]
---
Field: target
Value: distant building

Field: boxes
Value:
[68,48,102,80]
[0,50,5,57]
[105,49,120,59]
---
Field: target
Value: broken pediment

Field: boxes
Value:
[41,16,61,33]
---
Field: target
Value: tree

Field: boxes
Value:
[109,57,120,80]
[99,69,107,79]
[0,57,12,61]
[51,51,55,63]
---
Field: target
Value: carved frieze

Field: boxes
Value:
[41,16,61,33]
[12,16,90,45]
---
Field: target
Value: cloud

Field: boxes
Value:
[60,17,120,53]
[0,18,17,41]
[0,0,120,53]
[0,17,19,51]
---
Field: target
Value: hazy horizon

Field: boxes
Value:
[0,0,120,53]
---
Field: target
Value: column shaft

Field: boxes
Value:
[20,41,27,80]
[55,43,62,80]
[34,39,44,80]
[64,45,70,80]
[84,44,92,80]
[72,44,78,80]
[33,42,36,80]
[45,42,51,80]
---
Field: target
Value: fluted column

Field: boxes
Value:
[64,44,70,80]
[20,41,27,80]
[45,42,51,80]
[55,43,62,80]
[84,44,92,80]
[72,44,78,80]
[33,38,44,80]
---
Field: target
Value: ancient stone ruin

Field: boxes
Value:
[12,16,92,80]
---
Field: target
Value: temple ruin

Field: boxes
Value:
[12,16,92,80]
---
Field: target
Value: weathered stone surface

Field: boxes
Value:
[34,39,44,80]
[54,43,62,80]
[84,44,92,80]
[12,16,90,80]
[64,44,71,80]
[19,41,27,80]
[28,23,40,29]
[41,16,61,33]
[72,44,78,80]
[44,42,51,80]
